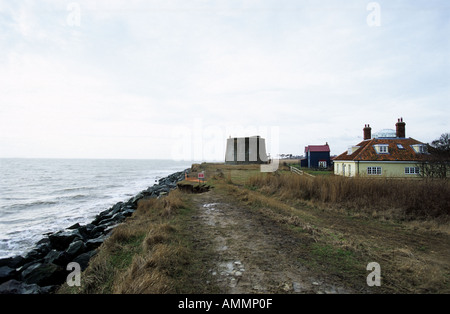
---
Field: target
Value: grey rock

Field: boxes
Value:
[0,266,16,282]
[86,235,106,250]
[48,229,83,251]
[130,192,144,205]
[21,263,65,286]
[0,279,43,294]
[110,202,123,216]
[122,208,135,217]
[20,262,43,280]
[65,240,86,258]
[0,256,24,269]
[43,249,70,266]
[73,250,97,271]
[43,250,61,264]
[91,224,106,237]
[96,217,115,226]
[23,239,51,263]
[111,212,126,222]
[67,223,81,230]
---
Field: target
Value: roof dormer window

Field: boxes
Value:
[411,144,427,154]
[347,146,360,155]
[374,144,389,154]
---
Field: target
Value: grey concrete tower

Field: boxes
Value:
[225,135,268,164]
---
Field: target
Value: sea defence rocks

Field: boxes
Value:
[0,169,189,294]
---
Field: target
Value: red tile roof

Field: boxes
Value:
[305,144,330,153]
[334,137,426,161]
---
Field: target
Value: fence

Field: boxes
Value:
[289,166,315,177]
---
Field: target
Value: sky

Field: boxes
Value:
[0,0,449,161]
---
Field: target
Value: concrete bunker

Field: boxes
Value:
[225,136,268,164]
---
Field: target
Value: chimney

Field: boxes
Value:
[396,117,406,138]
[363,124,372,140]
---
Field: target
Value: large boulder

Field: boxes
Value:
[85,235,106,251]
[130,192,144,206]
[73,250,97,271]
[23,238,52,264]
[0,266,16,283]
[110,202,123,216]
[0,256,25,269]
[21,262,66,286]
[65,240,86,258]
[43,250,69,266]
[0,279,43,294]
[48,229,83,251]
[90,224,107,238]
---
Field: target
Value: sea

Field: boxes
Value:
[0,158,194,259]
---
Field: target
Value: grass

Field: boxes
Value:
[57,189,217,294]
[213,166,450,293]
[246,171,450,221]
[289,164,334,176]
[309,243,360,274]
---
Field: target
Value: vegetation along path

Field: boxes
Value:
[189,189,354,294]
[59,163,450,294]
[183,163,450,294]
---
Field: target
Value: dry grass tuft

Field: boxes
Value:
[58,188,195,294]
[143,223,176,252]
[113,254,172,294]
[161,189,184,217]
[247,173,450,221]
[113,243,190,294]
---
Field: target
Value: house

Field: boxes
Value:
[333,118,428,177]
[300,143,331,169]
[225,135,268,164]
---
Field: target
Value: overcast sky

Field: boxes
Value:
[0,0,449,161]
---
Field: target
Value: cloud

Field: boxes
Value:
[0,0,449,159]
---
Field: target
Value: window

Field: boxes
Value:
[367,166,382,175]
[348,146,360,155]
[411,144,427,154]
[396,144,405,149]
[318,161,327,168]
[405,167,420,175]
[374,144,389,154]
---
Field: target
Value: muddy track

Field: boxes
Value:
[189,190,355,294]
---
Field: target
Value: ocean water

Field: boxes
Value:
[0,158,193,259]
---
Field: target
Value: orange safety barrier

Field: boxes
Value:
[184,172,207,182]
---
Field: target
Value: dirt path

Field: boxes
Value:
[189,190,355,294]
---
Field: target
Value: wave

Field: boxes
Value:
[58,194,111,202]
[0,217,35,225]
[68,194,89,200]
[104,184,123,188]
[51,186,92,194]
[8,200,59,209]
[0,197,29,202]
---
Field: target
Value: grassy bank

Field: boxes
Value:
[58,190,217,294]
[246,171,450,221]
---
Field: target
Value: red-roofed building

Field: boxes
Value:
[300,143,331,169]
[334,118,428,177]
